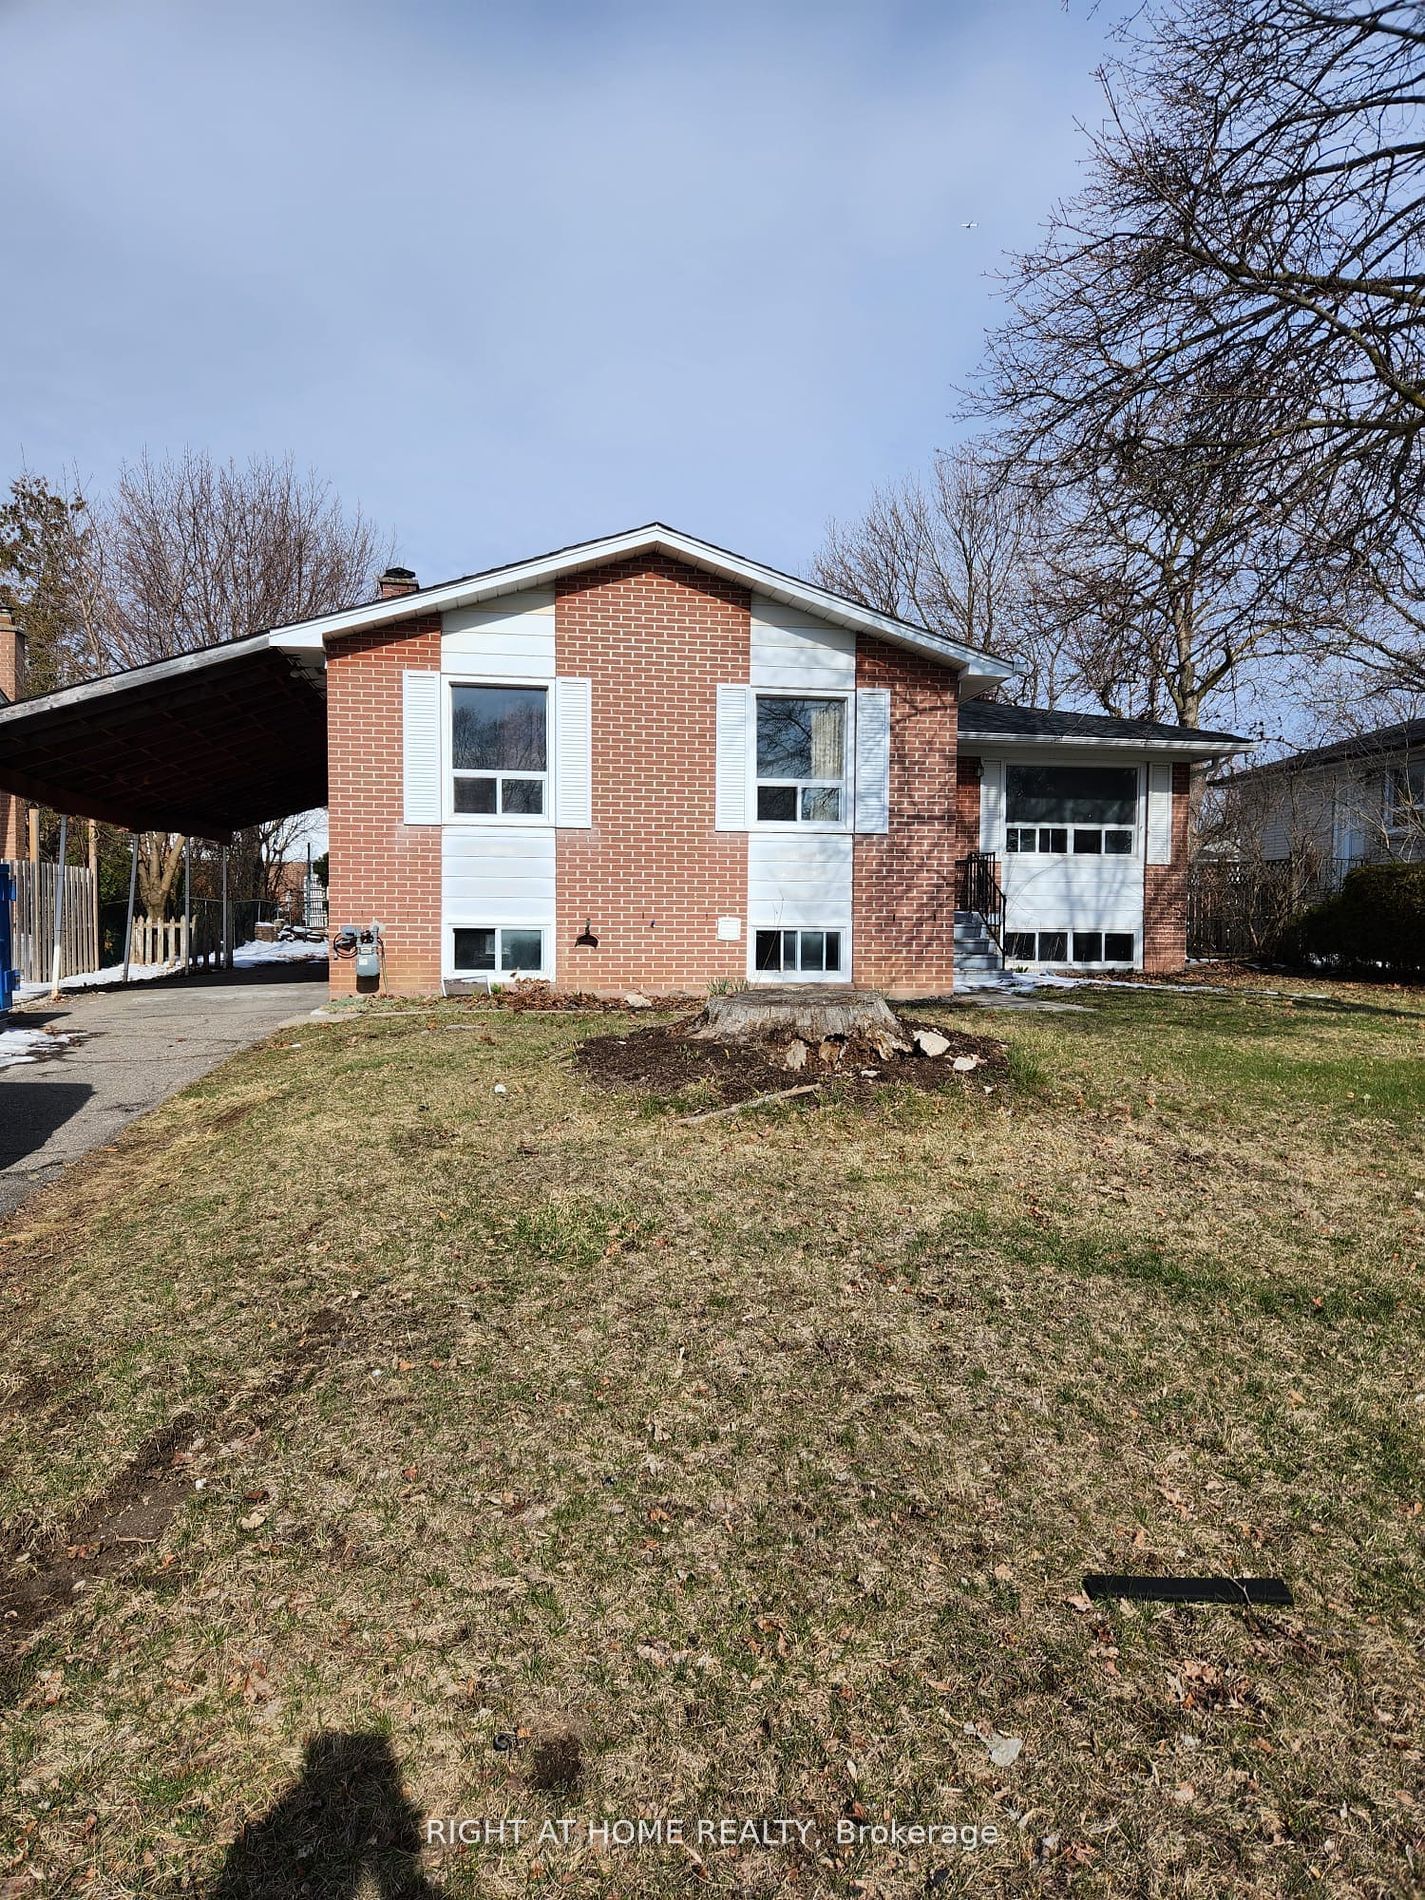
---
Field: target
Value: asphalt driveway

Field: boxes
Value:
[0,962,328,1218]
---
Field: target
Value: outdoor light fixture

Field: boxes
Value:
[576,918,598,947]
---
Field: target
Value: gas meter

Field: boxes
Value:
[334,921,384,990]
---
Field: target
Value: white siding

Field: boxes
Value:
[442,587,555,677]
[750,593,855,690]
[442,829,556,978]
[401,671,441,825]
[1000,855,1144,936]
[747,832,853,931]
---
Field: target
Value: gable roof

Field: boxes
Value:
[959,700,1248,759]
[1228,717,1425,780]
[265,522,1014,697]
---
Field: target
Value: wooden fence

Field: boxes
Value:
[6,862,100,984]
[1187,857,1350,960]
[128,916,189,966]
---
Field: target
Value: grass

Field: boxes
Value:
[1,981,1423,1897]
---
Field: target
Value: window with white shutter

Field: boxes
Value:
[853,687,890,833]
[401,670,441,825]
[715,684,752,830]
[1147,763,1173,863]
[979,758,1003,852]
[553,677,592,827]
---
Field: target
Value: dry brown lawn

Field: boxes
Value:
[1,980,1422,1897]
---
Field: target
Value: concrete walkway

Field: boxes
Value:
[0,963,327,1218]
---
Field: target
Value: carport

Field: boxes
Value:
[0,628,327,838]
[0,626,328,989]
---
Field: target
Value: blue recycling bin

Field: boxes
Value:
[0,862,18,1016]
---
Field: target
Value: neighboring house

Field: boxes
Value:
[0,526,1247,995]
[1223,720,1425,880]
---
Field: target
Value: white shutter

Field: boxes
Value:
[853,688,891,833]
[402,670,441,824]
[1147,763,1172,863]
[715,684,752,830]
[979,757,1003,851]
[553,676,593,827]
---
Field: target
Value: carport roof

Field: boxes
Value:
[0,632,326,840]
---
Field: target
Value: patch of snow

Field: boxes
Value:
[232,938,328,967]
[956,968,1085,994]
[0,1026,70,1069]
[13,937,327,1000]
[17,961,173,999]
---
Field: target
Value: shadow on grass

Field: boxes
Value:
[211,1732,436,1898]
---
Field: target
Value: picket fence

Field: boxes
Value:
[5,862,99,985]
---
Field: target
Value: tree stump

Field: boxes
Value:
[687,986,910,1057]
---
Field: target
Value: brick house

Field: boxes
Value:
[0,525,1247,993]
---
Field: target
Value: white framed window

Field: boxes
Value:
[1004,764,1138,856]
[753,927,845,976]
[449,682,548,819]
[1005,928,1135,966]
[450,925,547,979]
[754,694,849,827]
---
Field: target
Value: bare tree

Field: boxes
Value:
[1033,396,1345,728]
[975,0,1425,707]
[814,444,1080,706]
[88,454,393,927]
[981,2,1425,513]
[3,451,393,932]
[99,450,392,668]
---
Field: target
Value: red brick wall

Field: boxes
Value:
[326,615,443,995]
[1142,762,1191,972]
[852,638,958,995]
[554,555,750,993]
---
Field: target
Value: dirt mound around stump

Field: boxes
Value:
[574,997,1008,1110]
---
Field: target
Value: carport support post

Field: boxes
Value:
[221,847,231,971]
[47,815,68,999]
[121,834,139,984]
[182,839,191,970]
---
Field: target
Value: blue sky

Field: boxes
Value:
[2,0,1114,586]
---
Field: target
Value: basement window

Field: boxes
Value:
[754,928,843,974]
[452,926,546,976]
[451,684,548,817]
[755,695,847,825]
[1003,929,1136,966]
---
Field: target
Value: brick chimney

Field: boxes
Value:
[0,608,24,705]
[377,566,419,601]
[0,608,24,861]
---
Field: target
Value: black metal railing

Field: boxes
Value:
[956,850,1007,950]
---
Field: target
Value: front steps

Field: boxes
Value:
[954,909,1003,976]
